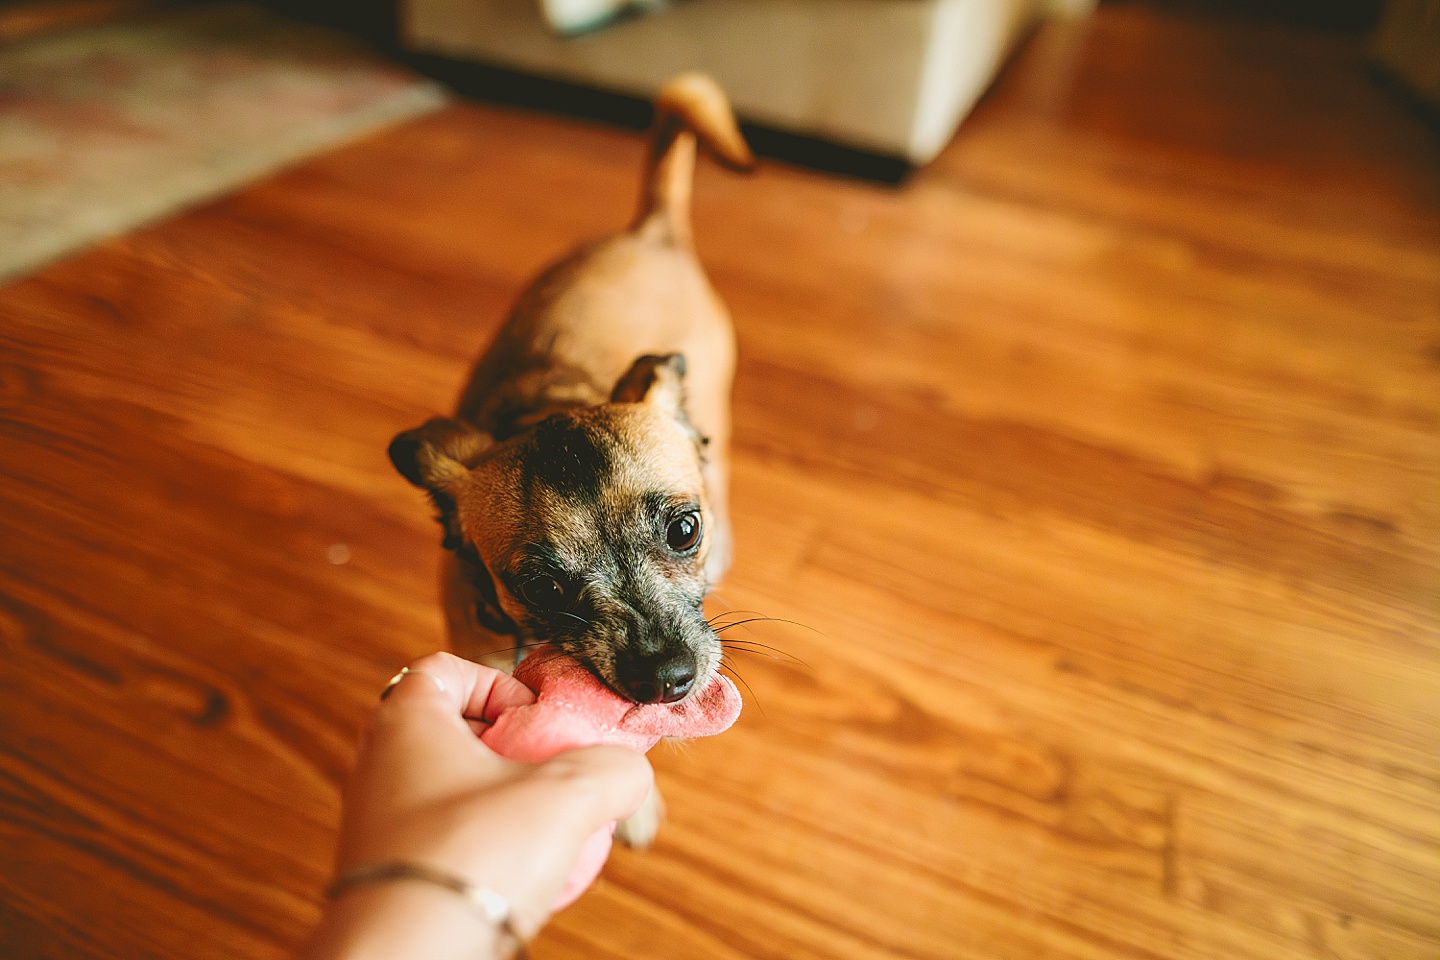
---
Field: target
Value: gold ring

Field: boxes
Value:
[381,666,446,701]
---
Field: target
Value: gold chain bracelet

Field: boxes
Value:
[328,861,530,959]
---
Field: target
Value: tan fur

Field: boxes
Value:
[391,74,752,676]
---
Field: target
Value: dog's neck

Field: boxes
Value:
[455,541,521,638]
[458,359,608,440]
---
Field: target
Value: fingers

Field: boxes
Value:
[374,653,653,827]
[369,654,539,784]
[465,746,653,922]
[380,652,537,725]
[377,656,653,827]
[535,745,655,830]
[345,654,657,927]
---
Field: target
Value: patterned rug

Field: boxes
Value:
[0,2,448,283]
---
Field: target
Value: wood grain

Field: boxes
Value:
[2,6,1438,959]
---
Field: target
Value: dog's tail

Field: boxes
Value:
[634,73,754,242]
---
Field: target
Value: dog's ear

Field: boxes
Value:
[388,417,492,492]
[389,418,492,551]
[611,353,687,415]
[611,353,709,453]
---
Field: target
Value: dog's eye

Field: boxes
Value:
[666,512,703,552]
[520,576,564,608]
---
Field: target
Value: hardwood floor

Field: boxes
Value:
[2,6,1437,959]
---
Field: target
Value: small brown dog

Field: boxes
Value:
[389,75,752,719]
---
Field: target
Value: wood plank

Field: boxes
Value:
[1,6,1436,959]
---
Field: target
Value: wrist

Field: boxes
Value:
[300,877,500,960]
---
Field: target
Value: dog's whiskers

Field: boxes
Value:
[705,608,766,626]
[713,616,795,635]
[475,638,553,659]
[554,610,593,630]
[710,612,824,637]
[707,606,816,671]
[720,640,807,666]
[704,591,737,617]
[719,656,766,717]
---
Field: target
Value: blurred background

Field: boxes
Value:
[1,0,1436,278]
[1,1,1437,959]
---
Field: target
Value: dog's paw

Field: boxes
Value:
[615,784,666,850]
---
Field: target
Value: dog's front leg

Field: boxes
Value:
[615,782,666,849]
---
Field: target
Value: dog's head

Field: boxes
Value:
[389,354,718,704]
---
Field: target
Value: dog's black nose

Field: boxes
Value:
[619,653,696,704]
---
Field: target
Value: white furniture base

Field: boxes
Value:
[403,0,1093,164]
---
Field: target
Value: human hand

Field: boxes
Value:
[299,652,654,960]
